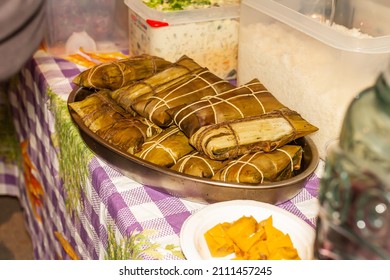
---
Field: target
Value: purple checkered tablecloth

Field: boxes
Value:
[0,86,21,197]
[0,163,20,197]
[3,50,324,260]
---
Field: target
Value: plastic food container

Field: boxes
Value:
[124,0,240,80]
[237,0,390,159]
[43,0,129,55]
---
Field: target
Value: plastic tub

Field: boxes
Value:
[43,0,128,55]
[125,0,240,80]
[237,0,390,159]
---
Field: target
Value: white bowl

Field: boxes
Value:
[180,200,315,260]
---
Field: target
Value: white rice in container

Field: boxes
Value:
[237,21,384,159]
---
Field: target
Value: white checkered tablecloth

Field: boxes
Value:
[4,50,323,260]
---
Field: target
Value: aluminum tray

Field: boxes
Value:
[67,87,319,204]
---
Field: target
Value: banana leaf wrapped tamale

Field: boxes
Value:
[211,145,303,184]
[190,108,318,160]
[72,54,172,90]
[69,90,163,154]
[134,126,194,168]
[171,151,230,179]
[167,79,286,138]
[96,117,163,154]
[131,68,236,127]
[68,90,132,133]
[109,55,204,116]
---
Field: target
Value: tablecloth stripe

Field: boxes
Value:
[0,162,20,196]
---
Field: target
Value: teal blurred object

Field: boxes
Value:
[314,61,390,259]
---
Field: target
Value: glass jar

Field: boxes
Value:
[314,61,390,259]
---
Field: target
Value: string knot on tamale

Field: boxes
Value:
[189,108,318,161]
[212,145,303,184]
[134,126,194,168]
[171,151,230,179]
[109,55,204,116]
[131,68,236,127]
[167,79,286,138]
[96,117,163,155]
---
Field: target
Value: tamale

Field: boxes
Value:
[72,54,172,90]
[212,145,303,184]
[171,151,229,178]
[134,126,194,168]
[190,108,318,160]
[68,90,132,133]
[131,68,236,127]
[109,55,204,116]
[96,117,163,155]
[167,79,286,138]
[68,90,125,117]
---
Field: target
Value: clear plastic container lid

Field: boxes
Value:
[125,0,239,27]
[243,0,390,53]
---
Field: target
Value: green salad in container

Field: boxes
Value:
[142,0,239,11]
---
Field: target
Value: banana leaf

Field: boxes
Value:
[167,79,286,138]
[211,145,303,184]
[96,117,163,155]
[131,68,236,127]
[134,126,194,168]
[190,108,318,160]
[171,151,229,179]
[109,55,204,116]
[68,90,132,133]
[72,54,172,90]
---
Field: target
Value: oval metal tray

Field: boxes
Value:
[67,87,319,204]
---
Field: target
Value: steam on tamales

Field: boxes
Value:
[131,68,236,127]
[212,145,303,184]
[72,54,172,90]
[134,126,194,168]
[167,79,286,138]
[109,55,204,116]
[171,151,230,179]
[190,108,318,160]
